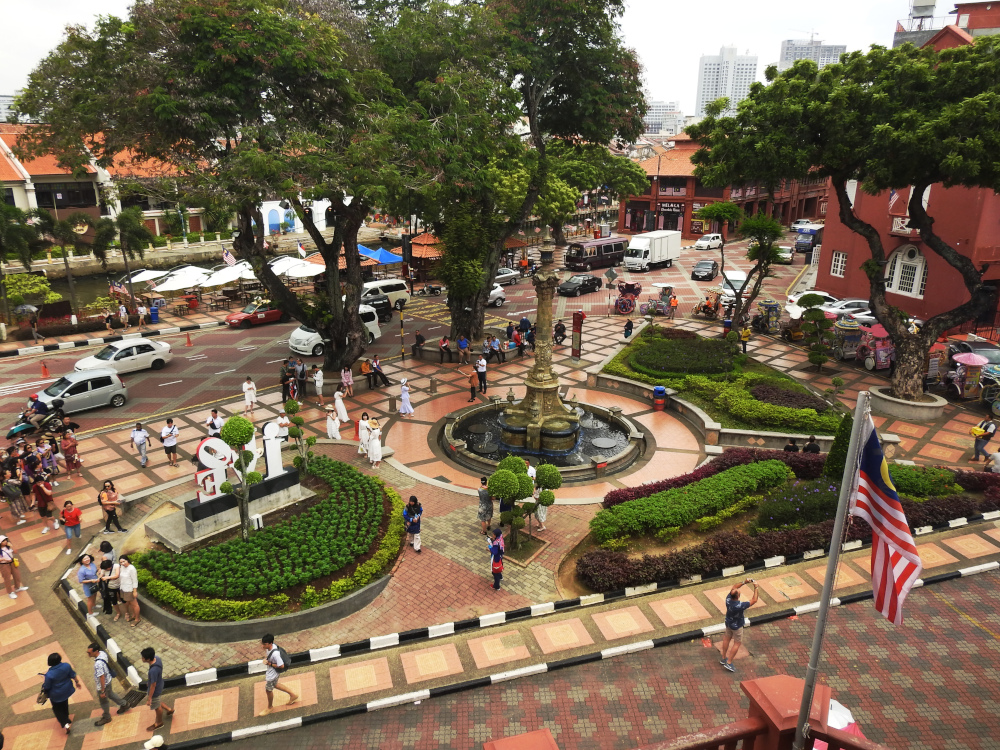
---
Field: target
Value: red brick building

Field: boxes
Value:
[814,13,1000,330]
[616,134,828,239]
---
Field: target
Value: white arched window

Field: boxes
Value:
[884,245,928,299]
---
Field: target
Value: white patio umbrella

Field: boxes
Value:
[129,269,170,283]
[284,261,325,278]
[269,255,305,275]
[198,262,257,287]
[152,268,211,292]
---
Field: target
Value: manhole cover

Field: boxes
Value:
[467,425,488,435]
[473,441,499,455]
[591,437,617,449]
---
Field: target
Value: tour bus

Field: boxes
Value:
[564,236,627,271]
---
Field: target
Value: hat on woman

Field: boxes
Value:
[400,378,407,385]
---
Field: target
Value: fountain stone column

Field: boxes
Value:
[500,242,579,453]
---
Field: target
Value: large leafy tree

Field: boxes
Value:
[687,41,1000,400]
[732,213,786,324]
[0,204,44,320]
[15,0,374,369]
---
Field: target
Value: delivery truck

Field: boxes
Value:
[623,230,682,272]
[793,223,825,253]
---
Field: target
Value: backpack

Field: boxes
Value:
[267,644,291,672]
[492,558,504,574]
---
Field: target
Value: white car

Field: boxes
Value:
[791,219,813,228]
[820,298,870,316]
[720,270,750,306]
[288,305,382,356]
[787,290,839,307]
[75,338,173,374]
[495,267,520,286]
[694,233,723,250]
[445,283,506,308]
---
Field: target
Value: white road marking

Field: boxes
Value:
[0,378,59,397]
[266,358,286,364]
[158,380,183,387]
[215,369,236,374]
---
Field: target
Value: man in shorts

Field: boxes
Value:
[260,633,298,716]
[141,647,174,731]
[160,419,179,468]
[720,577,758,673]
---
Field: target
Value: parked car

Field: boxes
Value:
[791,219,813,228]
[448,284,506,308]
[820,298,870,317]
[787,290,839,307]
[495,267,520,286]
[558,274,602,296]
[362,278,410,310]
[775,246,794,264]
[947,339,1000,368]
[720,270,750,306]
[357,293,393,324]
[694,233,723,250]
[289,305,382,356]
[564,237,626,270]
[691,259,719,281]
[75,338,173,374]
[40,368,128,413]
[226,301,291,328]
[849,309,925,329]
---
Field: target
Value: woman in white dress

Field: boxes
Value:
[312,365,325,407]
[242,376,258,417]
[399,378,414,417]
[334,386,350,423]
[276,410,290,441]
[367,418,383,468]
[358,411,370,456]
[325,406,341,439]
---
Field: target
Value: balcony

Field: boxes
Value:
[889,216,917,237]
[895,16,951,32]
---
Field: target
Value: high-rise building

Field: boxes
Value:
[776,39,847,71]
[0,94,18,123]
[642,101,685,135]
[695,46,757,117]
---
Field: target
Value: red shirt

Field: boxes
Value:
[33,482,53,510]
[61,507,83,527]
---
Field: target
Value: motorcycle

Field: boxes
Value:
[7,400,66,442]
[417,284,442,297]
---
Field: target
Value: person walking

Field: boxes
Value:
[140,647,175,730]
[243,376,258,417]
[358,412,371,457]
[103,308,115,334]
[475,355,488,394]
[325,406,341,439]
[99,480,126,534]
[403,496,422,553]
[457,334,470,364]
[488,529,504,590]
[439,335,453,363]
[803,435,821,454]
[465,369,477,403]
[740,324,752,354]
[3,469,27,525]
[33,474,58,534]
[0,535,28,599]
[77,554,99,614]
[720,578,759,673]
[118,302,130,332]
[340,364,354,397]
[477,476,493,536]
[668,294,678,319]
[88,643,129,726]
[41,653,83,735]
[280,360,293,403]
[311,365,324,407]
[971,417,998,462]
[371,355,391,387]
[368,418,383,469]
[294,358,308,404]
[136,303,149,330]
[160,419,179,468]
[333,386,350,424]
[29,313,44,343]
[130,422,150,469]
[519,315,531,334]
[118,556,141,626]
[61,428,82,477]
[259,634,298,716]
[60,500,83,555]
[205,409,223,439]
[399,379,415,417]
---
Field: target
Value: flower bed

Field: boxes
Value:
[590,460,791,543]
[602,448,826,509]
[757,480,840,529]
[750,383,828,413]
[135,457,405,620]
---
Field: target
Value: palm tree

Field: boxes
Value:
[30,209,95,316]
[0,204,40,321]
[105,207,153,303]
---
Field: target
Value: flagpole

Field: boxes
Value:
[792,390,871,750]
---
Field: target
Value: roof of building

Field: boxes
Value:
[410,232,440,246]
[637,145,699,177]
[104,149,181,180]
[504,237,527,249]
[0,149,23,182]
[0,130,96,178]
[923,24,975,49]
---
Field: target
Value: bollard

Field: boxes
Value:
[388,394,397,412]
[429,377,438,394]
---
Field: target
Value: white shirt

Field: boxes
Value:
[131,428,149,446]
[118,305,127,317]
[313,369,323,388]
[475,358,487,373]
[264,644,283,682]
[526,465,536,481]
[137,305,147,316]
[277,415,290,437]
[119,563,138,593]
[206,415,223,435]
[161,425,179,447]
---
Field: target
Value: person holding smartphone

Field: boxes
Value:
[720,577,759,673]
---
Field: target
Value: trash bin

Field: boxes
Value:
[150,306,160,324]
[723,318,732,335]
[653,385,666,411]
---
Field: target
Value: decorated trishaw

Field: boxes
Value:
[856,324,895,371]
[693,288,722,320]
[945,352,987,401]
[923,342,947,389]
[639,283,674,317]
[614,281,642,315]
[832,317,863,361]
[980,364,1000,416]
[755,298,782,335]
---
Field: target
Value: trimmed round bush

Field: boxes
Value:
[498,455,528,474]
[221,416,254,447]
[535,464,563,490]
[517,473,535,500]
[538,489,555,507]
[488,469,520,501]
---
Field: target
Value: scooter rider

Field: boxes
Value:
[24,394,49,428]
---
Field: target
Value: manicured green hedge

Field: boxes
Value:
[888,465,961,498]
[589,460,791,543]
[629,337,734,376]
[686,374,841,433]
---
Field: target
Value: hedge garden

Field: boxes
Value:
[134,456,405,621]
[576,452,1000,593]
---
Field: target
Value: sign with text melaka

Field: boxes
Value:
[194,421,287,502]
[571,311,586,360]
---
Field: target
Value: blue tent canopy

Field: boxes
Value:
[359,245,403,265]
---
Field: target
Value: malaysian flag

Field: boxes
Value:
[887,189,898,212]
[297,241,306,258]
[109,281,126,296]
[849,415,922,624]
[222,247,237,266]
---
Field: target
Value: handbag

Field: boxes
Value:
[13,558,19,568]
[36,687,48,705]
[492,557,504,574]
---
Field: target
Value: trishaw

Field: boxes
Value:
[780,313,805,342]
[756,298,782,335]
[832,317,863,361]
[693,289,722,320]
[614,281,642,315]
[923,342,947,389]
[856,324,895,371]
[639,283,675,317]
[945,352,987,401]
[980,364,1000,416]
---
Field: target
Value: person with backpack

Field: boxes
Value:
[971,417,998,463]
[140,647,174,731]
[488,529,504,590]
[88,642,129,727]
[403,496,422,553]
[259,634,298,716]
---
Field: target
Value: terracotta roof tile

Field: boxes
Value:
[637,147,698,177]
[104,150,180,179]
[0,149,23,182]
[411,245,442,259]
[410,232,440,246]
[0,133,95,177]
[504,237,527,248]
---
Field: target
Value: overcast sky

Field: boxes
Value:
[5,0,927,113]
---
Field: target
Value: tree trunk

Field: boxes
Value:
[238,485,251,542]
[889,334,930,402]
[60,248,77,315]
[551,224,566,246]
[120,245,136,308]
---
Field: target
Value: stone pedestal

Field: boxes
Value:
[741,674,830,750]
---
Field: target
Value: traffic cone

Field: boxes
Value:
[185,332,193,347]
[41,361,49,377]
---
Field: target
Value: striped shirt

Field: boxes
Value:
[93,652,113,692]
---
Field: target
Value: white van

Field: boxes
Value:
[362,279,410,310]
[288,305,382,356]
